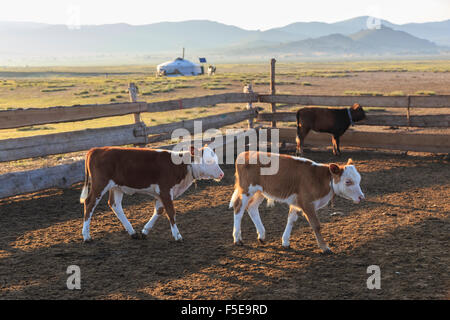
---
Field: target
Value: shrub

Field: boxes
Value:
[344,91,383,96]
[41,88,67,92]
[415,90,436,96]
[388,91,405,96]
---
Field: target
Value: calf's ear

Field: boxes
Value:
[329,163,343,176]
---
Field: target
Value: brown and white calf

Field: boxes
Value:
[80,146,224,242]
[229,151,364,253]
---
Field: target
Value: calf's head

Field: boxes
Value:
[351,103,366,122]
[191,145,224,181]
[329,159,365,204]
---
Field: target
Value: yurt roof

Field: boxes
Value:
[157,58,200,68]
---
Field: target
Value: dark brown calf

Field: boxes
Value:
[296,103,366,156]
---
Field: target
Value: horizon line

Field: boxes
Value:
[0,16,449,32]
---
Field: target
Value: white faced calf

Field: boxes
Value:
[229,151,364,253]
[79,146,224,242]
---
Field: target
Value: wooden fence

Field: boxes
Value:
[0,61,449,199]
[256,94,450,154]
[256,112,450,128]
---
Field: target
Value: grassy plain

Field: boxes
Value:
[0,59,449,141]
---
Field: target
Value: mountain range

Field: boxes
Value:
[0,16,448,65]
[230,25,440,59]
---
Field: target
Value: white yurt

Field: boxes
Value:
[156,57,203,76]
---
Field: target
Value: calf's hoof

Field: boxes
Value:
[234,240,244,246]
[140,232,147,240]
[321,248,334,255]
[130,233,141,240]
[83,238,92,243]
[257,238,265,245]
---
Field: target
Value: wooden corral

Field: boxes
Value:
[0,61,449,199]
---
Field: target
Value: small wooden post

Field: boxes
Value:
[406,96,411,130]
[270,58,277,127]
[243,83,254,128]
[128,82,147,146]
[128,82,141,124]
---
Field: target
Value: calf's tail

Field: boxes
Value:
[229,188,239,209]
[266,198,275,207]
[229,172,241,209]
[79,161,90,204]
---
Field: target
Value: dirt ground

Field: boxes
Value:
[0,149,448,300]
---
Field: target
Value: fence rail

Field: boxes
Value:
[256,112,450,128]
[276,128,450,154]
[0,109,257,162]
[0,93,258,130]
[0,129,255,199]
[258,94,450,108]
[2,93,448,131]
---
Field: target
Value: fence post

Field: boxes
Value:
[270,58,277,127]
[243,83,254,129]
[407,96,411,130]
[128,82,147,146]
[128,82,141,124]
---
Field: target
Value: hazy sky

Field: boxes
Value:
[1,0,449,30]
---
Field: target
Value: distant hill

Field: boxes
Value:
[0,17,448,65]
[390,20,450,46]
[229,27,440,58]
[269,16,390,39]
[0,19,297,55]
[273,16,450,46]
[349,26,438,53]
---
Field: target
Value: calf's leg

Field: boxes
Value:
[82,194,101,242]
[296,125,310,156]
[141,200,164,236]
[331,135,341,156]
[82,179,113,242]
[108,188,137,238]
[335,135,341,155]
[232,193,250,245]
[301,203,332,254]
[160,193,182,241]
[246,193,266,243]
[281,207,299,248]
